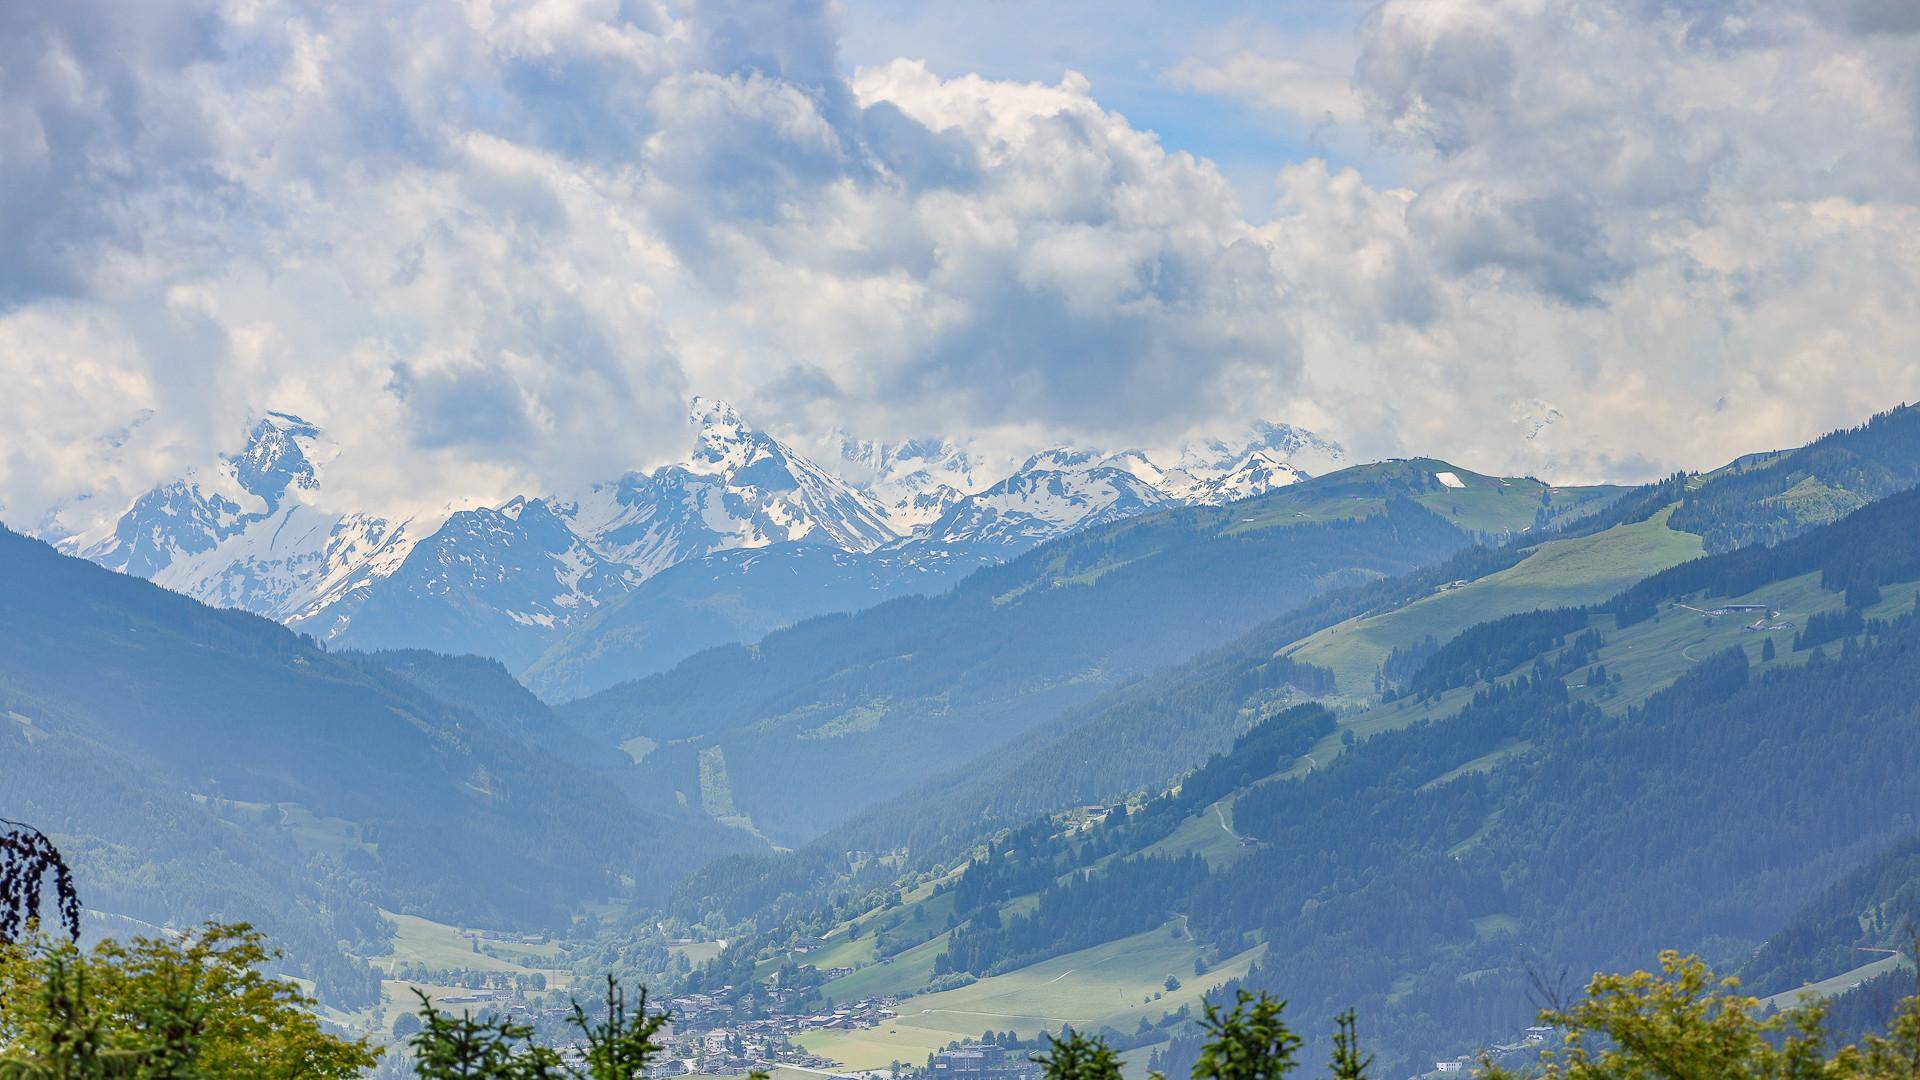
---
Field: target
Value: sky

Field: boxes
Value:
[2,0,1918,527]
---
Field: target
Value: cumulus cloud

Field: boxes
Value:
[1177,0,1920,478]
[0,0,1917,530]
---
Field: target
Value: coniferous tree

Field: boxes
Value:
[1328,1011,1371,1080]
[568,976,669,1080]
[409,992,562,1079]
[1032,1028,1124,1080]
[1193,991,1301,1080]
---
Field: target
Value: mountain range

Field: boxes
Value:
[13,394,1920,1065]
[562,457,1617,842]
[660,403,1920,1079]
[33,400,1345,697]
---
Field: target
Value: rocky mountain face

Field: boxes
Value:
[33,402,1345,682]
[59,413,432,635]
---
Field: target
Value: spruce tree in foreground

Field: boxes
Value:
[1192,990,1301,1080]
[567,975,668,1080]
[407,975,672,1080]
[410,992,564,1079]
[1032,1028,1124,1080]
[1327,1010,1370,1080]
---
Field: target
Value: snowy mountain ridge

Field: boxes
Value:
[32,400,1343,672]
[54,412,436,633]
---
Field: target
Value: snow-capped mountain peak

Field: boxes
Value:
[26,399,1347,683]
[228,411,328,509]
[1095,448,1173,490]
[831,432,999,533]
[687,396,759,476]
[1144,421,1345,504]
[61,409,337,579]
[51,411,425,635]
[545,398,901,603]
[922,445,1177,549]
[1193,449,1309,503]
[1517,400,1564,443]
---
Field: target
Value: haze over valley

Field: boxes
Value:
[3,1,1920,1077]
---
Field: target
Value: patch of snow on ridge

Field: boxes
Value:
[1435,472,1466,489]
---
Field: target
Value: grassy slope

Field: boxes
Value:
[1271,571,1920,789]
[1144,802,1255,869]
[790,498,1702,1055]
[791,845,1268,1069]
[299,911,581,1034]
[815,931,953,1007]
[789,444,1920,1070]
[1281,508,1705,700]
[798,922,1265,1069]
[1119,562,1920,896]
[671,940,728,965]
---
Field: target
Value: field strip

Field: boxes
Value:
[916,1008,1080,1024]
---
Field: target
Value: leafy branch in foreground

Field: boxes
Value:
[1483,949,1920,1080]
[0,922,377,1077]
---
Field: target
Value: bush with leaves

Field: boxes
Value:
[0,923,377,1078]
[1483,950,1920,1080]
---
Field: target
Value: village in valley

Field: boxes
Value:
[650,987,902,1078]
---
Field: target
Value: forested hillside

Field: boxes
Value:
[673,467,1703,915]
[521,541,998,702]
[1670,404,1920,551]
[1739,829,1920,1001]
[0,527,749,1008]
[664,426,1904,921]
[566,461,1592,842]
[672,461,1920,1079]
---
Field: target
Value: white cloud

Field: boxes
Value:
[1,0,1918,534]
[1167,52,1365,128]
